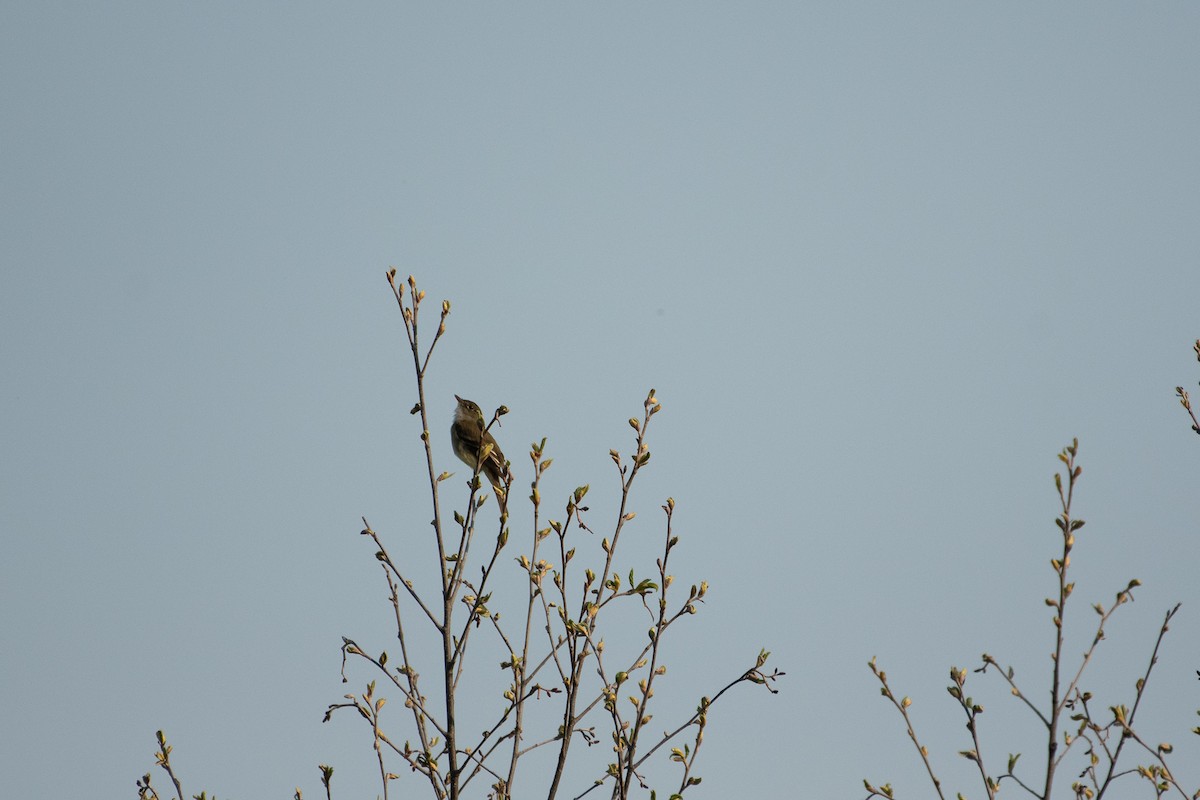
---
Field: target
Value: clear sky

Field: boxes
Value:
[2,3,1198,798]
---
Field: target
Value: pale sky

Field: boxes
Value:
[2,3,1198,798]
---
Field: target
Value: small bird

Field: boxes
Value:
[450,395,512,501]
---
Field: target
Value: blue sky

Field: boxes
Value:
[2,3,1198,798]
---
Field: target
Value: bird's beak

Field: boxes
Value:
[454,394,463,403]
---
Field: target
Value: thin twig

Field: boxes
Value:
[866,660,947,800]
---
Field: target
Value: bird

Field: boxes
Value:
[450,395,512,504]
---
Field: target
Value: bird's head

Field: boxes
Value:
[454,395,485,425]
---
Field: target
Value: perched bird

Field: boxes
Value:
[450,395,512,498]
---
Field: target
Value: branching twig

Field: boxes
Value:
[1093,603,1182,799]
[866,441,1193,800]
[325,276,784,800]
[866,659,947,800]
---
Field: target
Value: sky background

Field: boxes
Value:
[2,3,1199,798]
